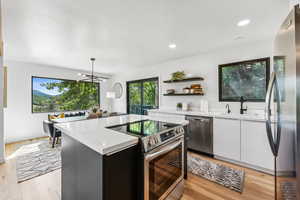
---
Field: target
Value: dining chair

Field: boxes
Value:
[43,120,61,148]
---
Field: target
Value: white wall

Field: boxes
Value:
[4,60,112,143]
[0,0,4,163]
[0,56,4,162]
[111,40,273,114]
[290,0,299,9]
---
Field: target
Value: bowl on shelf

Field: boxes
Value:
[183,87,191,94]
[186,74,197,78]
[191,84,202,89]
[166,89,175,94]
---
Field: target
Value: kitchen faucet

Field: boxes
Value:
[225,104,231,114]
[240,96,247,114]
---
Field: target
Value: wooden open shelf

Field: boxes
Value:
[163,77,204,83]
[163,93,204,96]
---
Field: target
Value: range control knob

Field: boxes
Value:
[147,139,151,147]
[149,136,157,146]
[176,127,184,134]
[155,136,159,144]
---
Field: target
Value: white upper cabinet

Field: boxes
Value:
[213,118,241,161]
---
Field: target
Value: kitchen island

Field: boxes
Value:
[55,114,188,200]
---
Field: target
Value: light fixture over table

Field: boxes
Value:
[78,58,109,83]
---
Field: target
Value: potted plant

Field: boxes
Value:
[176,102,183,111]
[171,71,185,81]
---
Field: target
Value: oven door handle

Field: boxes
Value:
[145,138,183,161]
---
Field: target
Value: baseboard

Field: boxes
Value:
[214,155,295,177]
[5,136,48,145]
[214,155,274,175]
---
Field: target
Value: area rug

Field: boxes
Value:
[188,155,245,193]
[15,140,61,183]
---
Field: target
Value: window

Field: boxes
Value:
[32,76,100,113]
[127,77,159,115]
[218,58,270,102]
[274,56,285,102]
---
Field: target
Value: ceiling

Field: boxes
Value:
[3,0,289,74]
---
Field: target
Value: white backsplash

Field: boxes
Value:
[111,40,273,115]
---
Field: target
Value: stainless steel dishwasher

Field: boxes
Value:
[185,116,213,155]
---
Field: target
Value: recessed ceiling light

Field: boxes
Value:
[168,43,176,49]
[234,36,245,40]
[237,19,251,27]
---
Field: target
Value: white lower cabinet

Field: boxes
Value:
[213,118,241,161]
[214,118,274,173]
[241,121,274,171]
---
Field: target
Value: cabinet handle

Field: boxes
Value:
[191,118,205,122]
[265,72,281,157]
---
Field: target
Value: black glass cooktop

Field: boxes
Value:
[106,120,179,137]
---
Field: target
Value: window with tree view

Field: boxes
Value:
[219,58,270,102]
[32,77,100,113]
[127,78,159,115]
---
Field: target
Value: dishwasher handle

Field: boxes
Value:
[191,118,205,122]
[186,116,210,123]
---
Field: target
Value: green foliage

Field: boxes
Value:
[143,81,157,106]
[128,80,158,114]
[274,56,285,101]
[171,71,185,80]
[221,60,267,100]
[33,80,99,113]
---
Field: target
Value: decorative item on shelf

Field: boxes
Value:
[182,102,189,111]
[191,88,204,94]
[176,102,183,111]
[166,89,175,94]
[200,100,209,113]
[171,71,186,81]
[88,105,102,119]
[186,74,197,78]
[191,84,201,89]
[190,84,204,94]
[183,87,191,94]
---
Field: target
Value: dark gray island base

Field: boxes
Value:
[61,133,188,200]
[62,133,139,200]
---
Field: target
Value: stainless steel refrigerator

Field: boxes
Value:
[265,5,300,200]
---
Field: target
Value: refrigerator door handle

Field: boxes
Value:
[274,74,282,155]
[265,72,278,156]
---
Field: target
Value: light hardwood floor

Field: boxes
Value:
[0,139,274,200]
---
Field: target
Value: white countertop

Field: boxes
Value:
[54,114,188,155]
[51,116,87,123]
[148,109,272,122]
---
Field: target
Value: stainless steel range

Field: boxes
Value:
[107,120,185,200]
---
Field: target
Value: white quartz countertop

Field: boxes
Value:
[54,114,188,155]
[148,109,273,122]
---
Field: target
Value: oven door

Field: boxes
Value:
[144,136,184,200]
